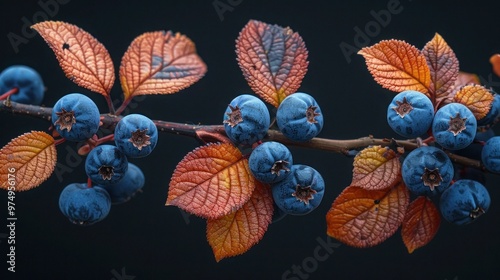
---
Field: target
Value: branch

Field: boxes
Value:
[0,100,485,169]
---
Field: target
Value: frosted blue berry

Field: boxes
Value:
[386,90,434,138]
[115,114,158,158]
[402,146,454,196]
[249,141,293,183]
[276,92,323,142]
[0,65,45,105]
[58,183,111,226]
[52,93,100,141]
[101,163,145,204]
[439,179,490,225]
[432,103,477,150]
[481,136,500,173]
[85,145,128,185]
[272,164,325,215]
[223,94,270,145]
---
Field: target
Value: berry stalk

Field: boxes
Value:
[0,100,484,169]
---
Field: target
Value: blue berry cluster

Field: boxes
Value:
[222,92,326,218]
[387,89,499,225]
[48,93,156,225]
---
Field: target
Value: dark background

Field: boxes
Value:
[1,0,500,279]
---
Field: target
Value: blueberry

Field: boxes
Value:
[223,94,270,145]
[432,103,477,150]
[439,179,490,225]
[249,141,293,183]
[272,164,325,215]
[101,163,145,204]
[402,146,454,196]
[477,92,500,126]
[0,65,44,105]
[52,93,100,141]
[58,183,111,226]
[481,136,500,173]
[114,114,158,158]
[276,92,323,142]
[85,144,128,185]
[386,90,434,138]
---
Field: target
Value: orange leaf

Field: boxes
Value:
[236,20,309,107]
[351,146,401,190]
[207,180,273,262]
[119,31,207,100]
[401,196,440,253]
[358,40,431,96]
[451,71,480,96]
[453,84,494,120]
[422,33,459,102]
[490,54,500,77]
[326,181,409,248]
[0,131,57,191]
[166,143,255,219]
[31,21,115,97]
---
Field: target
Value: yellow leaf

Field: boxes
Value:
[358,40,431,96]
[453,84,494,120]
[352,146,401,190]
[31,21,115,97]
[207,181,273,262]
[0,131,57,191]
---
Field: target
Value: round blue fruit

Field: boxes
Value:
[481,136,500,173]
[85,144,128,185]
[477,92,500,126]
[432,103,477,150]
[402,146,454,196]
[0,65,44,105]
[223,94,270,145]
[58,183,111,226]
[114,114,158,158]
[439,179,490,225]
[386,90,434,138]
[276,92,323,142]
[101,163,145,204]
[249,141,293,183]
[52,93,100,141]
[272,164,325,215]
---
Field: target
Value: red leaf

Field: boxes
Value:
[326,181,409,248]
[119,31,207,99]
[166,143,255,219]
[422,33,459,103]
[351,146,401,190]
[358,40,431,96]
[236,20,309,107]
[31,21,115,97]
[207,181,273,262]
[401,196,441,253]
[0,131,57,191]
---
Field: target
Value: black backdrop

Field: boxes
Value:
[1,0,500,279]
